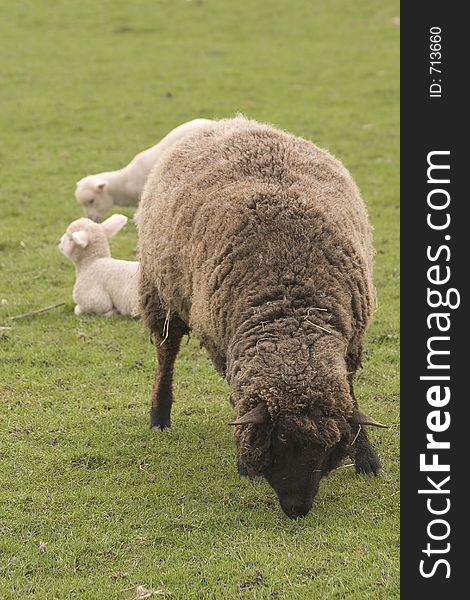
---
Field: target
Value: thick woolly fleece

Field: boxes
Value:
[138,116,374,473]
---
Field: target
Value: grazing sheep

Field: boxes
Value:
[59,214,139,317]
[138,116,386,518]
[76,118,213,221]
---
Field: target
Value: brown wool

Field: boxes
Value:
[138,116,375,473]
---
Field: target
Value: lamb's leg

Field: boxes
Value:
[348,378,381,476]
[150,317,187,430]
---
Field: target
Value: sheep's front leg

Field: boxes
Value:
[348,378,381,476]
[237,460,250,478]
[350,426,381,476]
[150,317,187,430]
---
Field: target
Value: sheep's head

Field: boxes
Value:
[232,383,385,519]
[58,214,128,262]
[75,175,113,221]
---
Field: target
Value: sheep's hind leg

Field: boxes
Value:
[150,316,188,430]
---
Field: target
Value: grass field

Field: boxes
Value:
[0,1,399,598]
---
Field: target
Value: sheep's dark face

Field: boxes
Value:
[262,421,351,518]
[233,398,385,519]
[233,406,352,519]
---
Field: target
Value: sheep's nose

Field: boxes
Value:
[280,497,313,519]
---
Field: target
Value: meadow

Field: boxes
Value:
[0,1,399,598]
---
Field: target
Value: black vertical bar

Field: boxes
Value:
[401,4,466,595]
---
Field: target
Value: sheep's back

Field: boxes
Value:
[138,117,374,358]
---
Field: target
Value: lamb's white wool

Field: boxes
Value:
[58,214,140,317]
[75,118,213,221]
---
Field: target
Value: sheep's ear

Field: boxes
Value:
[101,214,128,238]
[230,404,269,426]
[71,230,89,248]
[95,178,107,192]
[350,408,388,428]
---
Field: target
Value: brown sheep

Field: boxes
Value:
[138,116,386,518]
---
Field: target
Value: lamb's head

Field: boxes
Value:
[232,378,384,519]
[58,214,128,263]
[75,175,113,221]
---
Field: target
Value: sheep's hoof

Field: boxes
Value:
[151,422,171,431]
[150,414,171,431]
[355,451,381,477]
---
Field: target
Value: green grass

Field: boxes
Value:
[0,1,399,598]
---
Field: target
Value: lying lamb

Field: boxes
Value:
[138,116,386,519]
[59,214,139,317]
[75,118,213,222]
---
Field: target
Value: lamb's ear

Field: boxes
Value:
[350,408,388,428]
[229,403,269,426]
[71,230,89,248]
[93,177,107,192]
[101,214,128,238]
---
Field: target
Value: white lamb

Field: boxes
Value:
[75,118,213,221]
[58,214,139,317]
